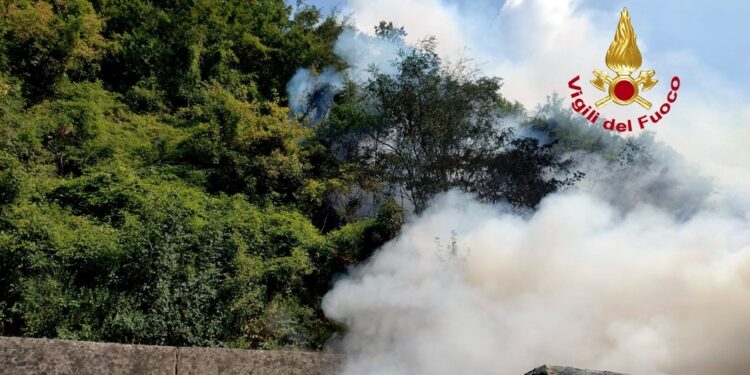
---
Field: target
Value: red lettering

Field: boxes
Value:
[572,98,585,112]
[568,75,582,91]
[603,118,615,130]
[668,91,677,103]
[650,112,663,123]
[638,115,648,129]
[671,76,680,91]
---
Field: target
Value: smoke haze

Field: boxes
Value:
[338,0,750,192]
[286,67,344,123]
[324,190,750,375]
[286,28,406,121]
[316,1,750,374]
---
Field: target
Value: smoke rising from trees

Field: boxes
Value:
[324,187,750,374]
[318,8,750,375]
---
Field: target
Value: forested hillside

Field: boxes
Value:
[0,0,584,349]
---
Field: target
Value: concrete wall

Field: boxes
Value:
[0,336,628,375]
[0,336,343,375]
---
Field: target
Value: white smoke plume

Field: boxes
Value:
[339,0,750,193]
[317,1,750,373]
[324,190,750,375]
[333,28,405,82]
[286,28,406,121]
[286,67,344,122]
[320,104,741,373]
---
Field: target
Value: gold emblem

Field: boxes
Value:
[590,8,657,109]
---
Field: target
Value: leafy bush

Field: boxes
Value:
[0,0,583,350]
[0,153,21,206]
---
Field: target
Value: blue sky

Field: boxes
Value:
[304,0,750,89]
[584,1,750,88]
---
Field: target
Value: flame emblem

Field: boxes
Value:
[590,8,657,109]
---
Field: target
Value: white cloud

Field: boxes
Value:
[343,0,468,57]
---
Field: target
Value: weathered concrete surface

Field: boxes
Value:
[0,336,342,375]
[526,365,630,375]
[178,347,343,375]
[0,336,177,375]
[0,336,628,375]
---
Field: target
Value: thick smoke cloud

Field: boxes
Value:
[319,107,735,373]
[324,190,750,375]
[307,2,750,373]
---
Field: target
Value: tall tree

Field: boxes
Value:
[328,38,580,212]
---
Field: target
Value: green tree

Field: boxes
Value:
[0,152,21,207]
[1,0,106,102]
[97,0,343,107]
[177,85,325,207]
[29,80,117,175]
[0,1,600,352]
[328,38,577,211]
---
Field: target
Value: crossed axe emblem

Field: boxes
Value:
[590,69,658,109]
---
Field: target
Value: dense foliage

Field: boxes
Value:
[0,0,579,348]
[326,39,580,212]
